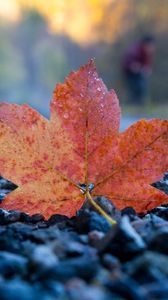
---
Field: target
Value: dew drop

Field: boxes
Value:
[63,112,69,119]
[97,87,101,92]
[79,107,83,112]
[100,103,104,108]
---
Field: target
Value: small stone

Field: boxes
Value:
[20,212,32,223]
[0,178,17,190]
[0,190,11,202]
[66,279,113,300]
[152,178,168,196]
[78,234,89,244]
[84,196,120,220]
[29,227,60,244]
[0,279,38,300]
[29,214,45,223]
[0,251,27,278]
[75,209,111,234]
[148,228,168,254]
[0,210,21,225]
[37,222,48,229]
[42,280,65,298]
[29,245,58,280]
[5,211,21,223]
[65,240,87,257]
[102,254,121,270]
[96,216,146,261]
[150,206,168,221]
[50,254,99,281]
[124,251,168,284]
[0,209,8,225]
[143,282,168,300]
[89,230,105,246]
[106,278,145,300]
[48,214,69,225]
[131,218,149,238]
[121,207,137,221]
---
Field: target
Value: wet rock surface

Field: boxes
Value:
[0,175,168,299]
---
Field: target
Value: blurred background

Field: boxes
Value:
[0,0,167,129]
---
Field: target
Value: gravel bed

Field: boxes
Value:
[0,174,168,300]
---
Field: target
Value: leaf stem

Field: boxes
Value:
[86,191,116,225]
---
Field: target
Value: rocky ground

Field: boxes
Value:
[0,174,168,300]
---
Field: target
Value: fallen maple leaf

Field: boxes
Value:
[0,60,168,218]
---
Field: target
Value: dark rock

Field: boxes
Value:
[49,253,99,281]
[27,226,61,244]
[64,240,89,257]
[7,222,36,239]
[4,210,21,223]
[84,196,121,222]
[0,190,11,202]
[87,211,111,232]
[48,214,69,225]
[0,222,36,254]
[0,193,5,202]
[0,209,8,225]
[143,282,168,300]
[37,222,49,229]
[150,206,168,221]
[75,209,90,233]
[124,251,168,284]
[21,240,36,256]
[75,209,111,234]
[0,231,23,253]
[96,216,146,261]
[121,207,137,221]
[28,245,58,280]
[132,214,168,245]
[0,279,38,300]
[147,213,168,227]
[0,251,27,278]
[78,234,89,244]
[102,254,121,270]
[47,214,73,230]
[66,278,116,300]
[42,280,66,298]
[0,178,17,191]
[89,230,105,246]
[152,173,168,196]
[148,228,168,254]
[105,278,145,300]
[29,214,45,223]
[131,218,150,239]
[19,212,32,223]
[52,233,97,258]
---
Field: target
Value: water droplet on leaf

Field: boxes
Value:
[63,113,69,119]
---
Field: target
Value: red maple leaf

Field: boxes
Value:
[0,60,168,218]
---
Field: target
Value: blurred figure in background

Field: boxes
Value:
[123,35,156,104]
